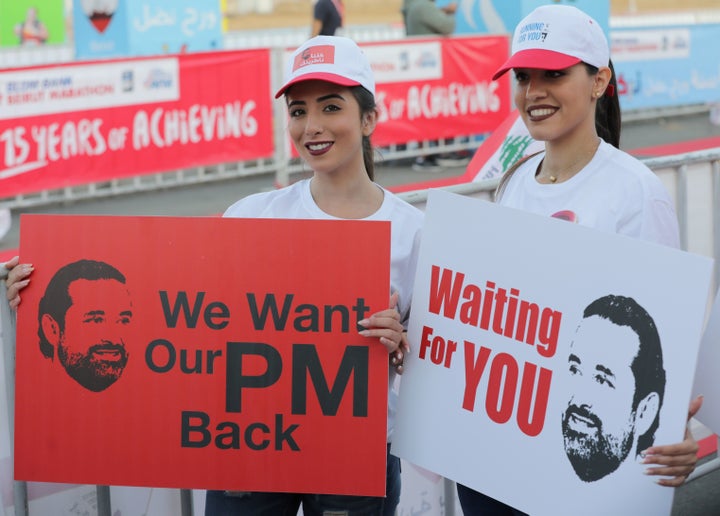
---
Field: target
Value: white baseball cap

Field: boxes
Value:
[275,35,375,98]
[492,5,609,81]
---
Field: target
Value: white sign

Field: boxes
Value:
[393,190,713,516]
[692,289,720,435]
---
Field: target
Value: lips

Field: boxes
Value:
[93,349,123,361]
[566,407,601,434]
[305,141,332,156]
[90,344,126,362]
[527,106,557,122]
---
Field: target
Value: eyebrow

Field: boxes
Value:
[595,364,615,379]
[568,353,580,363]
[82,310,133,317]
[287,92,346,108]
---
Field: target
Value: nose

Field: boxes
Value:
[568,374,593,409]
[304,111,323,137]
[100,321,126,346]
[524,77,546,101]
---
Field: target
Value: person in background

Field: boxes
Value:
[457,4,703,515]
[14,6,48,46]
[205,35,422,515]
[401,0,469,171]
[311,0,344,37]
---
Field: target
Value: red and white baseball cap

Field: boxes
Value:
[275,35,375,98]
[492,5,609,81]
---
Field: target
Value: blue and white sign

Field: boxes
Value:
[73,0,222,60]
[439,0,609,37]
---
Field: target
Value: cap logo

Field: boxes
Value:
[517,21,549,44]
[293,44,336,72]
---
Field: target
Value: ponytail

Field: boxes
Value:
[590,59,621,148]
[351,86,377,181]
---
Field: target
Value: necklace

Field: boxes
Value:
[537,139,600,184]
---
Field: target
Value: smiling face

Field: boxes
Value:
[562,315,642,482]
[285,80,375,177]
[513,64,601,146]
[46,278,133,392]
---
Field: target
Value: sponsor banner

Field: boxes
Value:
[371,36,511,145]
[14,215,390,495]
[611,28,691,63]
[614,23,720,110]
[0,58,179,119]
[445,0,610,38]
[393,190,712,515]
[0,0,66,48]
[0,49,273,198]
[73,0,222,60]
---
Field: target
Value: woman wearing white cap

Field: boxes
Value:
[456,4,702,515]
[204,35,423,515]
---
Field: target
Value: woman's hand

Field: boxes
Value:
[358,292,407,373]
[3,256,34,309]
[641,395,703,486]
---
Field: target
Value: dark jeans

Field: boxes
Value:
[205,447,401,516]
[456,483,528,516]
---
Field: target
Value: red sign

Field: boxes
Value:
[14,215,390,495]
[0,49,274,198]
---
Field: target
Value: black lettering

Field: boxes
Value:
[181,411,210,447]
[291,344,368,417]
[246,293,294,330]
[225,342,282,413]
[146,339,176,373]
[274,413,300,451]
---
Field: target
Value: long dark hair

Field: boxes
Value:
[350,85,377,181]
[589,59,621,149]
[495,60,621,200]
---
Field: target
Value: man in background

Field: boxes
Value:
[312,0,344,36]
[402,0,469,171]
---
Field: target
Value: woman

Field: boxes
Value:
[456,5,702,515]
[204,35,423,515]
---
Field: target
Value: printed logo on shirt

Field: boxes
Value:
[551,210,578,223]
[294,45,336,71]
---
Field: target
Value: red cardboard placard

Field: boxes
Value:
[14,214,390,496]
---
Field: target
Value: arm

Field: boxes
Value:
[641,395,703,487]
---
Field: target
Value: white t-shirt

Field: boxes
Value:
[498,140,680,249]
[224,178,425,441]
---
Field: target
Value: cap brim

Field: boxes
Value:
[275,72,362,98]
[492,49,582,81]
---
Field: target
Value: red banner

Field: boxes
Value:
[0,49,274,197]
[371,36,511,145]
[14,215,390,495]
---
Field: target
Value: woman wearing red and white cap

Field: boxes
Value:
[456,4,702,515]
[205,35,423,516]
